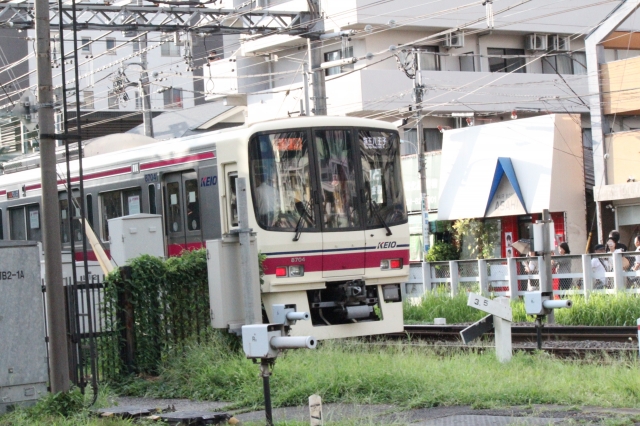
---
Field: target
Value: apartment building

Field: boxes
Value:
[203,0,640,259]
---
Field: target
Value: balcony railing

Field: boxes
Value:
[404,253,640,299]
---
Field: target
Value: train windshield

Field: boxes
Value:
[249,131,315,230]
[359,129,407,228]
[249,127,406,232]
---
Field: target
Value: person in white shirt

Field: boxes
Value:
[591,244,607,289]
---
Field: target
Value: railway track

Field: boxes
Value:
[393,325,639,344]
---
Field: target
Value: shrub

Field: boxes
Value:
[425,241,459,262]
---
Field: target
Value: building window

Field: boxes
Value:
[323,47,354,76]
[81,37,91,53]
[417,46,440,71]
[108,90,119,109]
[404,128,443,152]
[83,91,94,109]
[163,88,183,109]
[488,48,526,73]
[572,52,587,75]
[542,54,573,74]
[105,37,116,54]
[161,37,181,57]
[459,52,475,72]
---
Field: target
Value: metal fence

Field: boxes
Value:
[409,252,640,299]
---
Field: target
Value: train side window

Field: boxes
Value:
[228,173,238,227]
[8,205,41,241]
[60,199,70,244]
[0,209,3,240]
[100,188,142,240]
[101,191,123,240]
[185,179,199,231]
[167,182,182,233]
[9,207,26,240]
[86,194,93,228]
[123,188,141,215]
[148,184,157,214]
[26,205,42,241]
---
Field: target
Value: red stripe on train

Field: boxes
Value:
[74,250,111,262]
[141,152,215,171]
[18,152,215,193]
[167,242,204,257]
[0,190,5,196]
[262,249,409,275]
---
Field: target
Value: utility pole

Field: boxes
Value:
[137,0,154,137]
[413,48,430,257]
[35,0,70,393]
[305,0,326,116]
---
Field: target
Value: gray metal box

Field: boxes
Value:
[206,234,261,332]
[108,214,164,266]
[0,241,48,413]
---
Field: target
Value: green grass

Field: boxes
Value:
[405,292,640,326]
[0,386,139,426]
[115,335,640,411]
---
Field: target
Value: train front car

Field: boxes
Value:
[242,117,409,339]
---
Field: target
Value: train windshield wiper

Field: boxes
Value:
[293,200,313,242]
[370,200,392,236]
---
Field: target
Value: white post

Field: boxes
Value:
[612,252,625,292]
[478,259,488,296]
[449,260,459,297]
[637,318,640,359]
[309,394,323,426]
[507,257,518,299]
[422,261,432,292]
[493,297,512,363]
[582,254,593,300]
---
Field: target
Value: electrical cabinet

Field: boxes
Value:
[0,241,48,413]
[108,214,164,266]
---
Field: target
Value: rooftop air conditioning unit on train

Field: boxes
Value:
[441,32,464,48]
[525,33,547,51]
[548,35,570,52]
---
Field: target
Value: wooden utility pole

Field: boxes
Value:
[35,0,70,392]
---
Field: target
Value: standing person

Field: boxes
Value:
[591,244,608,289]
[555,242,572,292]
[523,250,539,291]
[255,172,280,226]
[630,235,640,288]
[607,230,628,252]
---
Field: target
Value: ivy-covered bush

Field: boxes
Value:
[426,241,459,262]
[102,249,210,380]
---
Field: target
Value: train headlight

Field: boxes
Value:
[275,265,305,277]
[289,265,304,277]
[380,259,402,270]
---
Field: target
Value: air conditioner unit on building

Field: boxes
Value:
[548,35,570,52]
[441,32,464,48]
[525,33,547,51]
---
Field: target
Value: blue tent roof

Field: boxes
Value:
[484,157,527,216]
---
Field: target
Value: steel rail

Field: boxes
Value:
[395,325,638,343]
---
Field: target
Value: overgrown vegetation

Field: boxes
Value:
[405,292,640,326]
[451,219,500,259]
[425,241,459,262]
[115,338,639,410]
[101,249,210,379]
[0,387,135,426]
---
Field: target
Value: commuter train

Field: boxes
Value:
[0,116,409,339]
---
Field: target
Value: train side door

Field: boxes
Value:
[163,171,202,256]
[313,128,365,277]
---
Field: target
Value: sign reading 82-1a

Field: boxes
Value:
[467,293,512,322]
